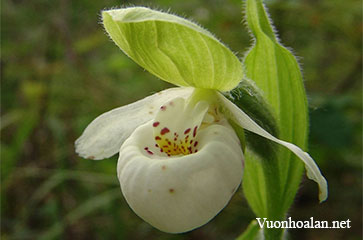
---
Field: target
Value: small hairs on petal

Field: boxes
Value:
[218,93,328,202]
[102,7,243,91]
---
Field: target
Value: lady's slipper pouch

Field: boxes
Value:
[75,7,327,233]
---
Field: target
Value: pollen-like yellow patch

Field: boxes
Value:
[153,122,199,156]
[142,97,221,157]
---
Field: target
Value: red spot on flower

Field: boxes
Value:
[144,147,153,155]
[160,127,170,135]
[193,126,198,137]
[184,128,191,134]
[160,105,166,111]
[153,122,160,127]
[155,136,161,140]
[194,141,198,147]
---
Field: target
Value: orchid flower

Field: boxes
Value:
[75,7,327,234]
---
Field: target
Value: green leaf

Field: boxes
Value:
[236,220,262,240]
[242,0,326,229]
[228,119,246,153]
[226,79,279,161]
[102,7,243,91]
[219,92,327,225]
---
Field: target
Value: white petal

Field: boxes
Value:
[152,97,209,156]
[75,87,193,160]
[217,93,328,202]
[117,120,244,233]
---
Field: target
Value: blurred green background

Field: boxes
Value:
[1,0,361,239]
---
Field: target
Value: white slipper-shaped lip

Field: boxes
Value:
[117,98,244,233]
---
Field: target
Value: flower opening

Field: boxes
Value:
[141,97,224,157]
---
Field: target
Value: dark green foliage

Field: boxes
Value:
[226,79,279,161]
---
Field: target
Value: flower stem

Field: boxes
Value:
[261,155,285,240]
